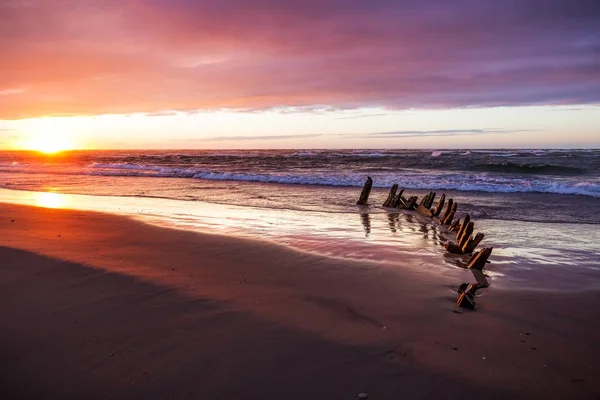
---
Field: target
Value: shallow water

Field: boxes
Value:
[1,187,598,292]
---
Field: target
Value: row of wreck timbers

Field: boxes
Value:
[356,176,492,310]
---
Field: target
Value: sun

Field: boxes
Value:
[25,132,75,154]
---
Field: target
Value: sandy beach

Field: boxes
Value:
[0,203,598,399]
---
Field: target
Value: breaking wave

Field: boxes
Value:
[83,163,600,197]
[471,162,585,175]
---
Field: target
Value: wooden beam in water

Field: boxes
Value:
[382,184,398,207]
[403,195,418,209]
[458,221,474,248]
[449,219,461,232]
[456,214,471,239]
[356,176,373,205]
[426,192,436,209]
[467,247,493,270]
[440,199,454,223]
[432,194,446,217]
[443,202,457,225]
[463,232,485,254]
[391,189,405,208]
[445,241,464,254]
[416,204,433,217]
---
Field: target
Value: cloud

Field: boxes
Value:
[360,129,528,139]
[186,133,324,141]
[177,128,525,142]
[1,0,599,118]
[365,129,509,136]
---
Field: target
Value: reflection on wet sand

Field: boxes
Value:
[33,191,69,209]
[404,214,416,231]
[418,220,429,239]
[387,213,399,233]
[360,213,371,237]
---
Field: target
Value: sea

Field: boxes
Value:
[1,149,599,291]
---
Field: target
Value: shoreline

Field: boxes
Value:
[1,203,599,399]
[1,187,599,293]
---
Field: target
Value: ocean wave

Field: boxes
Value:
[88,163,600,197]
[471,162,585,175]
[2,159,599,198]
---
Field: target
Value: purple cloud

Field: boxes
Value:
[0,0,598,118]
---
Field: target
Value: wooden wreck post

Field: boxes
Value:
[449,219,461,232]
[426,192,436,209]
[443,202,457,225]
[356,176,373,205]
[432,194,446,216]
[444,241,464,254]
[391,189,405,208]
[383,184,398,207]
[417,204,434,217]
[463,232,485,254]
[440,199,454,222]
[403,195,419,209]
[456,214,471,239]
[467,247,493,270]
[458,221,474,248]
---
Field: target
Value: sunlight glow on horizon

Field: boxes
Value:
[1,105,599,150]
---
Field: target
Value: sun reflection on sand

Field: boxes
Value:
[34,192,69,209]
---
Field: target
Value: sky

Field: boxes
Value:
[0,0,599,150]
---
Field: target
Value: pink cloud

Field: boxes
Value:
[1,0,599,118]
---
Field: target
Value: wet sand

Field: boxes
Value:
[0,203,598,399]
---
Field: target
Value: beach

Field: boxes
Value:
[1,202,599,399]
[3,0,600,397]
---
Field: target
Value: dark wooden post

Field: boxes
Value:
[382,184,398,207]
[432,194,446,216]
[356,176,373,205]
[467,247,493,270]
[456,214,471,239]
[449,219,461,232]
[426,192,436,209]
[458,221,474,248]
[443,202,457,225]
[440,199,454,222]
[391,189,405,208]
[444,241,464,254]
[463,232,485,254]
[403,195,418,209]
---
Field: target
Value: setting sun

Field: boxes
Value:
[22,132,75,154]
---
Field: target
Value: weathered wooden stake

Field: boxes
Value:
[456,290,476,309]
[356,176,373,205]
[458,221,474,248]
[432,194,446,216]
[426,192,436,209]
[382,184,398,207]
[467,247,493,270]
[417,204,433,217]
[443,202,457,225]
[456,214,471,240]
[444,241,464,254]
[403,195,418,209]
[449,219,461,232]
[440,199,454,222]
[391,189,405,208]
[463,232,485,254]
